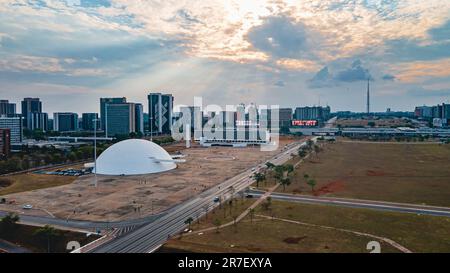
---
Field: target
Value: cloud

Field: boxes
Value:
[429,19,450,41]
[382,74,396,81]
[275,58,320,72]
[334,60,372,82]
[308,60,372,88]
[246,16,315,59]
[408,86,450,97]
[274,80,285,87]
[391,58,450,83]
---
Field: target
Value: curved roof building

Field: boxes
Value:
[95,139,176,175]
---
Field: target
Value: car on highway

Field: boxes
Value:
[213,196,220,203]
[22,204,33,210]
[245,193,253,198]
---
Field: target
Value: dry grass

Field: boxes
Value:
[264,141,450,206]
[259,201,450,253]
[164,199,450,253]
[0,173,76,196]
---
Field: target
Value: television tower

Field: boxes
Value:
[366,78,370,114]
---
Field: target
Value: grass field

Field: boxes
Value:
[163,200,450,253]
[259,201,450,253]
[261,141,450,206]
[163,219,400,253]
[0,173,77,196]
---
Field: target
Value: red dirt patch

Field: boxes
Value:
[314,180,345,196]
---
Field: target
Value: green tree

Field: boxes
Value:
[184,217,194,230]
[303,173,309,182]
[0,213,20,234]
[280,177,291,191]
[33,225,61,253]
[265,162,275,169]
[306,139,314,150]
[314,145,321,159]
[307,179,317,193]
[253,172,266,188]
[249,208,255,223]
[298,149,307,158]
[213,219,221,233]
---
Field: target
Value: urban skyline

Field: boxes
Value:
[0,1,449,114]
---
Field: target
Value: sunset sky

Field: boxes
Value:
[1,0,449,114]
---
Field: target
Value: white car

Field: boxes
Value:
[22,204,33,210]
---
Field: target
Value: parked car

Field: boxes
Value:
[22,204,33,210]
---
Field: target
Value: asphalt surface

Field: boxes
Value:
[0,210,166,231]
[89,140,306,253]
[0,239,31,253]
[249,190,450,217]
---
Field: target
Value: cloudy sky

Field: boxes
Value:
[1,0,449,115]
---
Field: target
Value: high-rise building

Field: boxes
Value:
[0,116,23,144]
[0,128,11,157]
[279,108,293,128]
[179,106,202,132]
[135,103,144,134]
[53,112,79,132]
[100,97,126,130]
[148,93,173,135]
[105,103,136,137]
[21,98,42,128]
[0,100,16,116]
[27,112,48,132]
[81,113,99,131]
[294,106,331,121]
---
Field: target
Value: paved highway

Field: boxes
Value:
[249,190,450,217]
[90,140,307,253]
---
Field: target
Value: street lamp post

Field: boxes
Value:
[93,118,98,188]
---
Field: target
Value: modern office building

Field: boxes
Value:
[135,103,144,134]
[105,103,137,137]
[0,116,23,144]
[294,106,331,121]
[279,108,293,128]
[0,128,11,157]
[0,100,16,116]
[100,97,127,130]
[81,113,99,131]
[53,112,79,132]
[414,106,433,118]
[179,106,202,132]
[21,98,42,128]
[414,103,449,126]
[148,93,173,135]
[27,112,48,132]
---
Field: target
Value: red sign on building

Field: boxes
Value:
[291,120,318,127]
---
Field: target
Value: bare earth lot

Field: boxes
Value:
[270,141,450,206]
[0,139,296,221]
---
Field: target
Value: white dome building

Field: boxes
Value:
[94,139,176,175]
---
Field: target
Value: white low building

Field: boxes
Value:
[94,139,177,175]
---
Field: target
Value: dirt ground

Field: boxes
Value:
[270,141,450,206]
[1,138,298,221]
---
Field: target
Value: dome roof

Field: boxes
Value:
[95,139,176,175]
